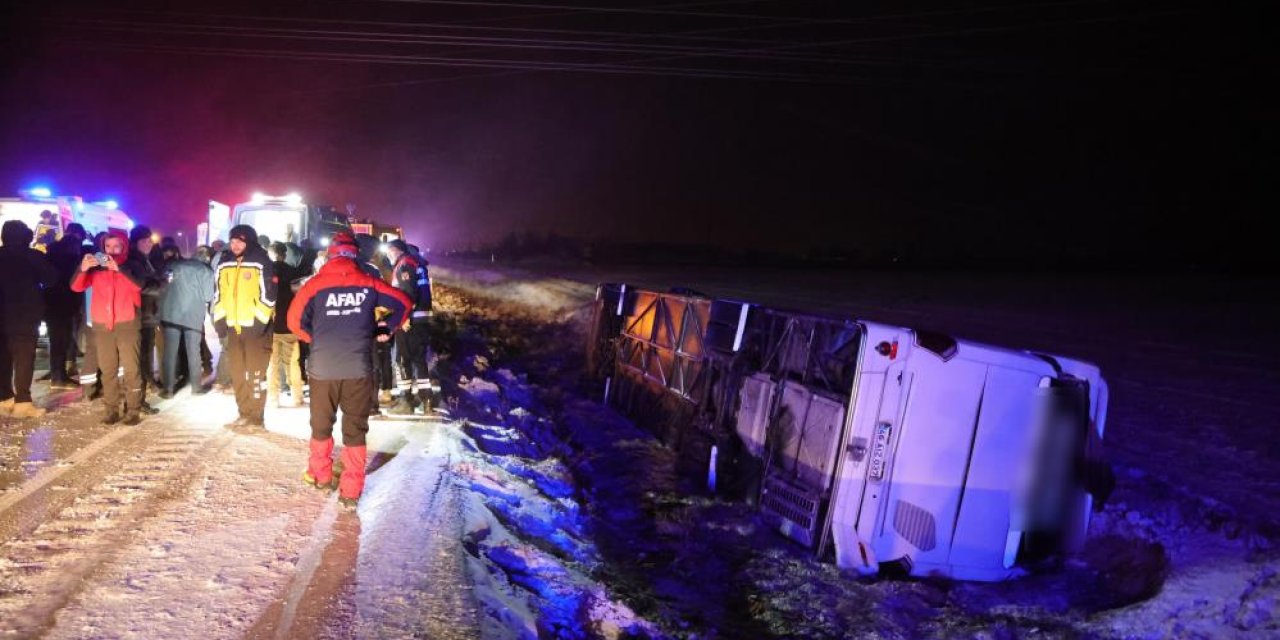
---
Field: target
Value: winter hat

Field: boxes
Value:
[129,225,153,245]
[228,224,258,246]
[327,239,360,259]
[1,219,32,247]
[387,239,409,255]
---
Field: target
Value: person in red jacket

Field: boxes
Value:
[287,238,411,508]
[71,231,146,425]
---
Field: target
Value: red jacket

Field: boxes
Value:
[287,257,411,380]
[70,231,143,330]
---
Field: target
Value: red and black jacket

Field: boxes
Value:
[287,256,411,380]
[392,254,432,322]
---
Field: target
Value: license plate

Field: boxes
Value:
[869,422,893,480]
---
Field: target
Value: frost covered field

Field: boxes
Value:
[428,259,1280,639]
[1,260,1276,639]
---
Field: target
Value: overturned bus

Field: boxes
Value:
[587,284,1112,582]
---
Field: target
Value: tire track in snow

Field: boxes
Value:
[0,420,233,637]
[348,421,483,639]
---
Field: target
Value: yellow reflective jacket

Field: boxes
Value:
[211,247,277,333]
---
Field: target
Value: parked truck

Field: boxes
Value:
[588,285,1112,582]
[350,219,404,245]
[212,192,351,246]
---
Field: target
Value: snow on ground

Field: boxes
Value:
[429,259,1280,639]
[1,262,1275,639]
[0,380,487,638]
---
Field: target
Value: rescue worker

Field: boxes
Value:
[355,233,394,410]
[385,239,434,415]
[70,231,146,424]
[288,237,410,508]
[211,225,276,428]
[0,220,58,418]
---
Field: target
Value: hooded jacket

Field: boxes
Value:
[287,254,410,380]
[70,230,143,331]
[0,220,58,333]
[211,225,277,334]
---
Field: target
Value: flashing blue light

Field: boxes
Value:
[102,200,119,210]
[30,187,52,198]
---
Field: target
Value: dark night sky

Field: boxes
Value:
[0,0,1269,267]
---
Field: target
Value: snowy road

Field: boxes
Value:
[4,267,1277,639]
[0,393,484,639]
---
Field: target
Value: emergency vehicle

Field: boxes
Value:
[0,189,135,250]
[213,193,351,245]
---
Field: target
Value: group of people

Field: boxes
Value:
[0,217,435,506]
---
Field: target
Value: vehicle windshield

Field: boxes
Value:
[234,206,304,245]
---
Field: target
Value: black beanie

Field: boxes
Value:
[228,224,257,246]
[130,225,152,244]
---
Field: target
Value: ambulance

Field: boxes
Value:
[0,189,135,250]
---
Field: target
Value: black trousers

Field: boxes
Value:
[79,322,99,386]
[395,321,432,400]
[310,377,372,447]
[140,323,158,397]
[227,328,273,421]
[375,340,394,392]
[45,310,76,382]
[0,328,37,403]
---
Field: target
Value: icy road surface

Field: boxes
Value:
[0,393,482,640]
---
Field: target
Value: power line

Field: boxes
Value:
[55,18,979,68]
[345,0,891,23]
[346,0,1168,26]
[63,41,863,84]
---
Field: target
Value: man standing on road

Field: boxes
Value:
[288,237,410,508]
[70,231,145,425]
[43,223,88,390]
[159,250,214,398]
[211,225,276,428]
[127,226,163,414]
[0,221,58,419]
[267,242,304,407]
[385,239,434,415]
